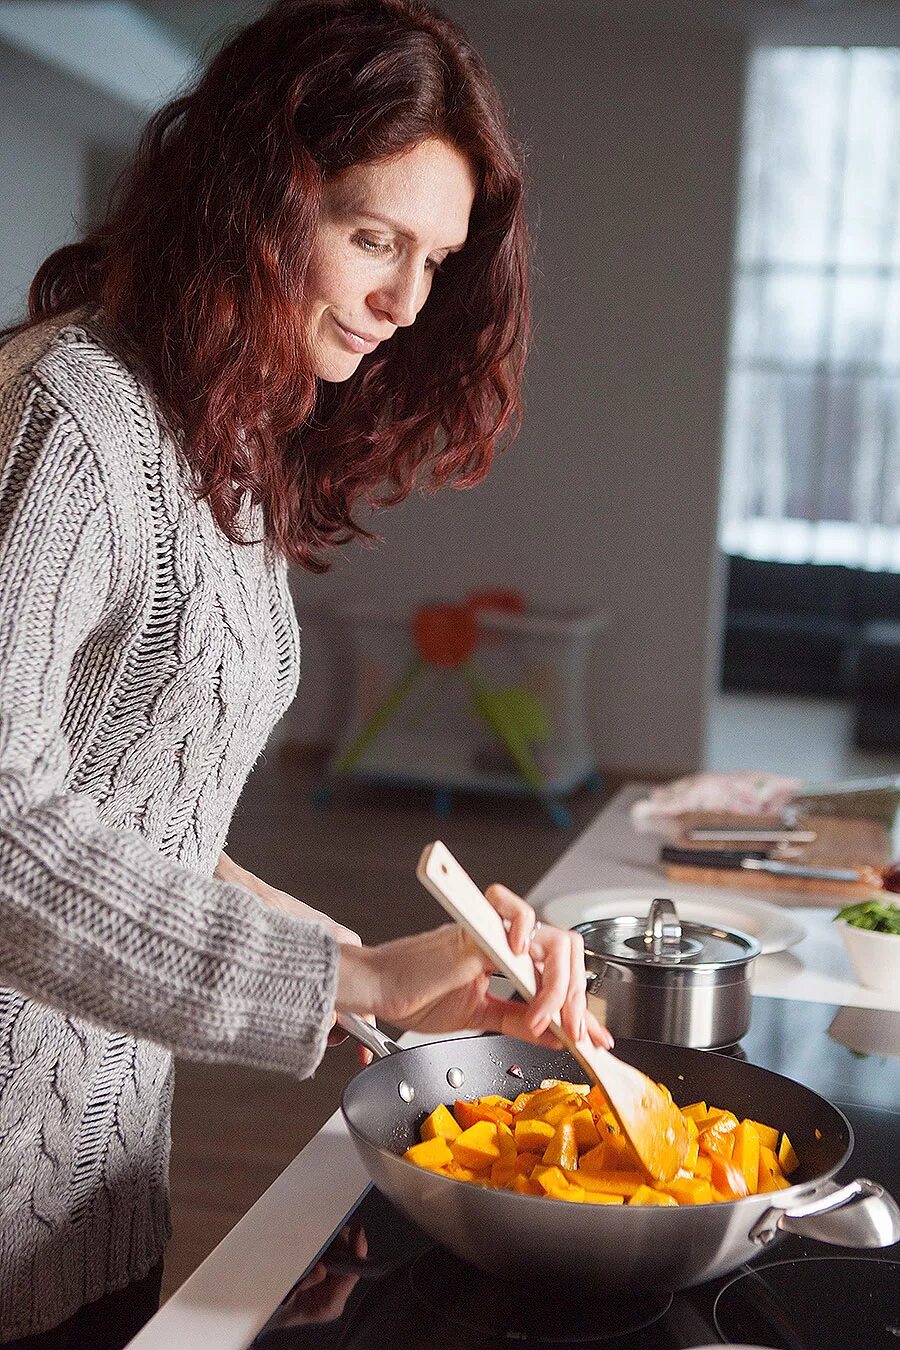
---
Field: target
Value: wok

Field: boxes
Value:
[340,1019,900,1294]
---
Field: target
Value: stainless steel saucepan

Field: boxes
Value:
[339,1018,900,1294]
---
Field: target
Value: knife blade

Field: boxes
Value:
[660,845,864,883]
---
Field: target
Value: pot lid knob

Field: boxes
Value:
[645,897,682,954]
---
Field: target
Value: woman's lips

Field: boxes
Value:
[332,316,381,354]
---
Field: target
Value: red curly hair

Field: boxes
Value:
[3,0,529,571]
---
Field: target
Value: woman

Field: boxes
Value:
[0,2,608,1346]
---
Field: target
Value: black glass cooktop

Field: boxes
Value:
[251,997,900,1350]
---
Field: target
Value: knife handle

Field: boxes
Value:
[660,845,770,868]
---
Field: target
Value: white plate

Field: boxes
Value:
[539,886,806,956]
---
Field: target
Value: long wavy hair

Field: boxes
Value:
[6,0,530,570]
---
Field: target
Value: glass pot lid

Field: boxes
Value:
[576,897,761,969]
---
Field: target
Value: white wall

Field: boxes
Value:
[1,3,746,778]
[0,46,85,322]
[0,38,147,324]
[286,4,746,777]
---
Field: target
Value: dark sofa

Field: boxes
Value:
[721,555,900,751]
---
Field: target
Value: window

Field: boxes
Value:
[719,48,900,573]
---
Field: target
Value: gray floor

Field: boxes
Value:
[705,692,899,782]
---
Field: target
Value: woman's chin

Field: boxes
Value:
[313,348,365,383]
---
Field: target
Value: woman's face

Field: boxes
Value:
[305,137,476,382]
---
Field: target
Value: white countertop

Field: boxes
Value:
[128,786,898,1348]
[530,784,900,1014]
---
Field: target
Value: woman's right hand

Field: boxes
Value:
[336,883,612,1051]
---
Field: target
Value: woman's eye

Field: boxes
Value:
[354,235,391,256]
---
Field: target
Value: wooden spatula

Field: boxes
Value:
[417,840,691,1185]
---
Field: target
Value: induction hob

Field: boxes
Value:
[251,997,900,1349]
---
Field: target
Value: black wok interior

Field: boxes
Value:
[341,1034,852,1185]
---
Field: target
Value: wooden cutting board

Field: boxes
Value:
[662,812,890,900]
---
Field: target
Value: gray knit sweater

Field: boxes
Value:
[0,311,338,1341]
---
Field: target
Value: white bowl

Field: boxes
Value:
[836,918,900,992]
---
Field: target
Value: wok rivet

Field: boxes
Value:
[398,1080,415,1103]
[447,1067,464,1089]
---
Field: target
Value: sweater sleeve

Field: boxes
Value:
[0,368,338,1079]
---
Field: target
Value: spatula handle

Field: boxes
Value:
[416,840,605,1079]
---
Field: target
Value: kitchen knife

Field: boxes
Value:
[660,845,771,867]
[660,845,865,883]
[686,827,818,845]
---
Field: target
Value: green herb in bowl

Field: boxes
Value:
[834,899,900,935]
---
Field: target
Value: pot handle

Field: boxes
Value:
[750,1177,900,1249]
[337,1012,402,1060]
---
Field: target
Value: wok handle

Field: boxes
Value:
[750,1177,900,1249]
[337,1013,401,1060]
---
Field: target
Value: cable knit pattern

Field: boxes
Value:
[0,311,337,1341]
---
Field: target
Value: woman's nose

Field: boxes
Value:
[371,266,425,328]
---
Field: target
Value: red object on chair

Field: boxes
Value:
[466,588,525,616]
[413,604,478,667]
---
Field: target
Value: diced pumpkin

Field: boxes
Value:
[516,1085,576,1120]
[404,1137,453,1171]
[540,1079,589,1095]
[531,1164,565,1193]
[665,1176,714,1205]
[758,1145,791,1193]
[512,1174,542,1195]
[744,1118,779,1151]
[454,1099,511,1130]
[420,1103,461,1143]
[489,1161,517,1189]
[442,1162,481,1182]
[628,1185,677,1207]
[778,1133,800,1175]
[732,1121,760,1195]
[576,1168,646,1197]
[680,1101,708,1121]
[533,1166,585,1202]
[699,1123,736,1161]
[542,1121,579,1172]
[515,1118,556,1153]
[404,1082,796,1210]
[709,1155,750,1200]
[514,1151,543,1176]
[496,1122,517,1164]
[571,1108,601,1152]
[451,1120,501,1170]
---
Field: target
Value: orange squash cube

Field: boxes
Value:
[542,1121,579,1172]
[743,1118,778,1151]
[404,1137,453,1170]
[778,1133,799,1175]
[451,1120,501,1170]
[665,1176,714,1205]
[420,1103,462,1143]
[709,1155,750,1200]
[515,1118,556,1153]
[628,1185,677,1207]
[571,1108,601,1152]
[732,1121,760,1195]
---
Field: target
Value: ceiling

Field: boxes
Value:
[135,0,900,55]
